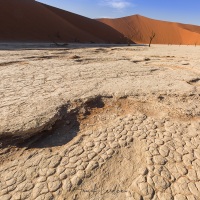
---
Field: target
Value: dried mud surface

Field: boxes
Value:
[0,44,200,200]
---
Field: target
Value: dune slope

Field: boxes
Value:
[1,0,200,45]
[0,0,125,43]
[98,15,200,45]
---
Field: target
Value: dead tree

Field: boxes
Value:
[124,34,134,46]
[124,22,143,46]
[124,30,143,46]
[149,31,156,47]
[53,41,68,47]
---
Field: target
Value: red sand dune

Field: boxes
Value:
[98,15,200,45]
[1,0,200,45]
[0,0,125,43]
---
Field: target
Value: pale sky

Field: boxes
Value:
[37,0,200,25]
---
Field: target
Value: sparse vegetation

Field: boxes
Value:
[149,31,156,47]
[53,42,68,47]
[51,31,68,47]
[124,34,133,46]
[124,22,143,46]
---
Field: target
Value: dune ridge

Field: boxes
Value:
[98,15,200,45]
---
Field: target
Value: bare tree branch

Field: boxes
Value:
[149,31,156,47]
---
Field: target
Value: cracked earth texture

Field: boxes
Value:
[0,44,200,200]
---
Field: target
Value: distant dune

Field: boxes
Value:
[98,15,200,45]
[1,0,200,45]
[0,0,125,43]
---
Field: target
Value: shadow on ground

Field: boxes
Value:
[0,96,106,149]
[0,43,147,51]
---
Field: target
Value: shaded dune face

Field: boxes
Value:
[0,0,125,43]
[98,15,200,45]
[42,4,127,44]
